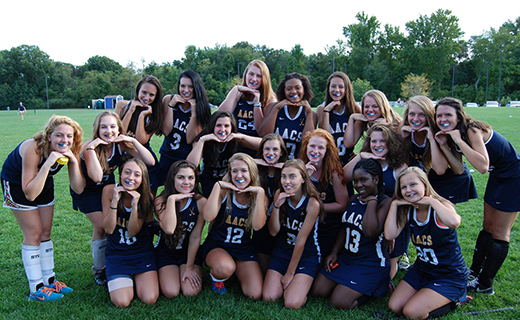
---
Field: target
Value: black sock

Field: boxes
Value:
[479,239,509,288]
[470,230,493,274]
[427,302,457,318]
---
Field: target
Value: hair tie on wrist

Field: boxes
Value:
[274,205,280,209]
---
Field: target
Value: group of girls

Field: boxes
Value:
[3,58,519,319]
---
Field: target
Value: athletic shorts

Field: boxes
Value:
[106,249,157,280]
[402,264,467,302]
[484,174,520,212]
[2,179,54,210]
[320,250,390,297]
[268,248,320,278]
[155,246,203,269]
[202,235,257,262]
[71,191,102,214]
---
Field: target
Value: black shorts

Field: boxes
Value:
[2,179,54,210]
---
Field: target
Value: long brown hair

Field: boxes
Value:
[279,159,323,224]
[157,160,202,247]
[117,158,153,219]
[360,124,405,170]
[324,72,358,116]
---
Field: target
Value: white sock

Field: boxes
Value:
[210,273,229,282]
[22,244,44,293]
[91,238,107,273]
[40,240,55,285]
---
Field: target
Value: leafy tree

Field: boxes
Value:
[351,79,373,101]
[401,73,432,98]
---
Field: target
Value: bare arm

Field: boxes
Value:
[362,196,392,238]
[322,172,349,213]
[449,129,489,174]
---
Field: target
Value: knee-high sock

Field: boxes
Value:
[479,239,509,288]
[40,240,55,285]
[470,230,493,274]
[22,244,44,293]
[91,238,107,273]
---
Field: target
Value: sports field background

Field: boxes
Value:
[0,108,518,319]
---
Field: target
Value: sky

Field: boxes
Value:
[1,0,518,67]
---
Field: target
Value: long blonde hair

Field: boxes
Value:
[394,166,452,227]
[223,153,260,230]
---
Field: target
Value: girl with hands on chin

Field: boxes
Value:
[400,96,448,175]
[312,159,392,310]
[219,60,277,157]
[344,89,401,150]
[435,97,520,295]
[262,159,322,310]
[385,167,468,319]
[102,158,159,308]
[260,73,317,159]
[298,129,349,260]
[252,133,288,274]
[71,111,155,286]
[202,153,266,299]
[187,111,262,197]
[1,115,84,301]
[317,72,361,165]
[159,70,211,179]
[154,161,207,298]
[115,75,164,192]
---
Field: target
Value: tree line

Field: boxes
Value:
[1,9,519,110]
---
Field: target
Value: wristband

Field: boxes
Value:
[86,147,95,151]
[323,110,331,113]
[110,206,117,210]
[274,205,280,209]
[253,102,262,107]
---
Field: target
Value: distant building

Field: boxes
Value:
[103,95,124,109]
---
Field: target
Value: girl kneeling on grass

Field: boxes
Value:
[262,159,322,310]
[154,161,207,298]
[385,167,468,319]
[1,115,84,302]
[202,153,266,299]
[312,159,392,310]
[102,158,159,308]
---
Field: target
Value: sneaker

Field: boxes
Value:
[211,279,227,295]
[47,281,73,294]
[467,277,495,295]
[28,286,64,302]
[388,280,395,294]
[468,269,478,282]
[94,269,107,286]
[398,254,411,271]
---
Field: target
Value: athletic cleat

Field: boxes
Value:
[28,286,64,302]
[94,269,107,286]
[47,281,73,294]
[467,277,494,295]
[398,253,411,271]
[211,280,227,295]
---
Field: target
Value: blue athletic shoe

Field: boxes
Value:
[28,286,64,302]
[47,281,73,294]
[211,279,227,295]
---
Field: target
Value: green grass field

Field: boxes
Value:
[0,108,519,319]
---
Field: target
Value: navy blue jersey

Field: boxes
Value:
[79,144,123,194]
[340,197,389,266]
[159,102,193,165]
[155,197,200,259]
[327,106,354,165]
[408,206,467,281]
[274,105,306,159]
[409,132,427,170]
[1,141,64,187]
[233,98,259,157]
[205,193,253,250]
[106,205,155,256]
[382,165,397,197]
[485,130,520,178]
[312,176,342,258]
[273,195,320,259]
[200,142,232,197]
